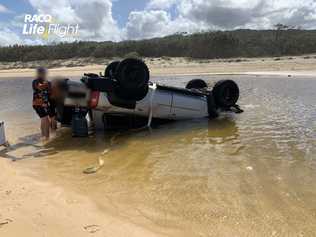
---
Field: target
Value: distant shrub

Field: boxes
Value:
[161,56,171,61]
[1,30,316,62]
[124,51,140,59]
[198,60,209,64]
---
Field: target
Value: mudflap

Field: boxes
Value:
[225,104,244,114]
[207,92,219,118]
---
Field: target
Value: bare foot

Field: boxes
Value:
[40,137,50,145]
[50,131,57,139]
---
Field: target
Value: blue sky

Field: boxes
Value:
[0,0,315,46]
[0,0,33,22]
[112,0,147,27]
[0,0,146,27]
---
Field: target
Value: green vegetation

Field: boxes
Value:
[1,29,316,62]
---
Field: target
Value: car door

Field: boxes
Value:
[136,89,173,119]
[171,93,208,120]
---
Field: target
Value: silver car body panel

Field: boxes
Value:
[94,84,209,120]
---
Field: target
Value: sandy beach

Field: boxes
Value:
[0,57,316,237]
[1,55,316,78]
[0,159,153,236]
[0,156,167,237]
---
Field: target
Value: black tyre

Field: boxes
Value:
[186,79,208,90]
[213,80,239,108]
[105,61,120,78]
[115,58,150,101]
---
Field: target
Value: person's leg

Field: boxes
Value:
[41,116,50,140]
[40,117,45,137]
[34,106,48,139]
[48,103,58,131]
[44,116,50,139]
[50,116,57,131]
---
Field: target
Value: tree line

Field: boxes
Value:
[1,29,316,62]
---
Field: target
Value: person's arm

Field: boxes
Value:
[33,80,48,90]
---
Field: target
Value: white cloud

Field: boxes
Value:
[175,0,316,29]
[124,10,172,39]
[177,0,267,29]
[0,28,22,46]
[125,0,316,40]
[125,10,209,40]
[0,4,10,13]
[2,0,316,46]
[147,0,178,10]
[28,0,121,41]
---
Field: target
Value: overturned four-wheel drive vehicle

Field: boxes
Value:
[54,58,243,137]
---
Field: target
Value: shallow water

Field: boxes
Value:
[0,75,316,236]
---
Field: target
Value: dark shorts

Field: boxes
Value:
[33,105,56,118]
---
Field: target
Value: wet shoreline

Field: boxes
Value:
[0,75,315,236]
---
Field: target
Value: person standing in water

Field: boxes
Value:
[32,67,57,140]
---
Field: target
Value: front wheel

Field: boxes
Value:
[212,80,240,108]
[186,79,208,90]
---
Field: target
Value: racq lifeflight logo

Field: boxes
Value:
[22,14,79,40]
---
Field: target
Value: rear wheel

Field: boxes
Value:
[115,58,150,101]
[213,80,239,108]
[105,61,120,79]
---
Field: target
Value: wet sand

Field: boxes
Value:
[0,158,162,237]
[0,74,316,237]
